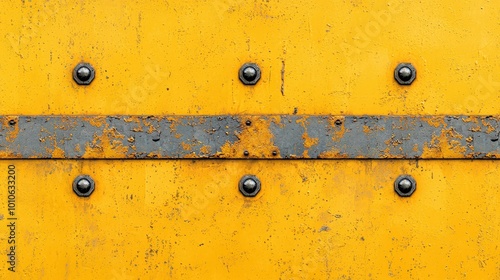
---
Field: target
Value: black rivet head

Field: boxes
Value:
[272,151,278,156]
[8,120,16,126]
[394,63,416,85]
[245,120,252,126]
[73,175,95,197]
[239,63,261,85]
[239,175,261,197]
[73,63,95,85]
[243,151,249,156]
[394,175,416,197]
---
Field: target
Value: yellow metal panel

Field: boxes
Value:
[0,0,499,279]
[0,1,498,115]
[0,160,499,279]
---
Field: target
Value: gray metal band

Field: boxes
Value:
[0,115,499,159]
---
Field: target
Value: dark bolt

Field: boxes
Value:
[394,175,416,197]
[239,63,261,85]
[77,67,91,81]
[239,175,261,197]
[243,151,250,156]
[245,120,252,126]
[77,179,91,192]
[398,67,412,81]
[272,151,278,156]
[73,175,95,197]
[334,119,342,126]
[8,120,16,126]
[243,67,257,81]
[73,63,95,85]
[394,63,416,85]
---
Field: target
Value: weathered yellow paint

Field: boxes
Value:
[0,160,499,279]
[1,0,499,278]
[0,1,499,116]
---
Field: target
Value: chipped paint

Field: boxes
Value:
[0,115,499,159]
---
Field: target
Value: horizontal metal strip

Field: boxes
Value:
[0,115,499,159]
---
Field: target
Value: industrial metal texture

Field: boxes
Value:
[1,160,500,279]
[0,0,499,279]
[0,115,499,159]
[0,1,498,116]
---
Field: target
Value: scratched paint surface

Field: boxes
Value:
[0,1,499,115]
[0,0,499,279]
[1,115,500,159]
[0,160,499,279]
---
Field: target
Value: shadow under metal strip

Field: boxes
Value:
[0,115,498,159]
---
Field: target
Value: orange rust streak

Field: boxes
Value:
[83,127,128,158]
[83,116,107,128]
[200,145,211,154]
[220,116,279,158]
[181,142,192,151]
[421,128,467,158]
[329,116,346,141]
[423,116,445,128]
[3,116,19,143]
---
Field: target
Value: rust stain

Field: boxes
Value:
[56,117,78,130]
[183,152,199,159]
[3,117,20,143]
[83,127,128,158]
[146,151,162,158]
[421,128,467,158]
[363,124,385,134]
[412,143,419,152]
[296,116,318,157]
[423,116,445,128]
[220,116,279,158]
[142,118,158,134]
[469,126,482,132]
[481,118,496,134]
[363,125,370,134]
[200,145,211,154]
[83,116,106,128]
[0,150,19,158]
[318,148,349,159]
[123,116,144,132]
[385,134,403,147]
[329,116,346,141]
[444,127,463,140]
[51,146,65,158]
[462,116,478,123]
[181,142,192,151]
[302,132,318,149]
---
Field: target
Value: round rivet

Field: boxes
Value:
[73,63,95,85]
[239,63,261,85]
[243,67,257,81]
[394,63,416,85]
[334,119,342,126]
[73,175,95,197]
[243,151,250,156]
[239,175,261,197]
[77,179,91,192]
[394,175,416,197]
[398,67,412,81]
[246,120,252,126]
[8,120,16,126]
[272,151,278,156]
[77,67,91,81]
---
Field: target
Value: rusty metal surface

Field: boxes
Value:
[0,115,499,159]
